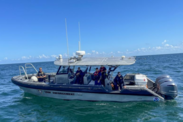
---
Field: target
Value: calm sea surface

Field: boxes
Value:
[0,54,183,122]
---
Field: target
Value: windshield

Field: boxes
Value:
[57,66,69,74]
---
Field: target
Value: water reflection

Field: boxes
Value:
[13,93,177,122]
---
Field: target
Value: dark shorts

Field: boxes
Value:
[38,78,44,82]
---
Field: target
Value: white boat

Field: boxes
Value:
[11,21,178,102]
[11,51,178,102]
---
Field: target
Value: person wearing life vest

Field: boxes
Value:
[75,67,83,84]
[37,67,46,82]
[99,65,106,73]
[99,65,107,86]
[112,72,126,90]
[92,68,101,85]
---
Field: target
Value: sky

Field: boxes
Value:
[0,0,183,64]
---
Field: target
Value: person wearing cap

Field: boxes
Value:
[99,65,107,86]
[37,67,46,82]
[75,67,83,84]
[113,72,125,90]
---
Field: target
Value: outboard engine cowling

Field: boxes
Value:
[155,75,178,100]
[155,75,171,84]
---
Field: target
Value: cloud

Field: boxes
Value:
[165,44,170,47]
[38,54,49,59]
[155,46,161,50]
[161,40,177,49]
[51,55,57,58]
[22,56,27,59]
[136,48,140,52]
[129,39,183,56]
[1,39,182,63]
[92,50,95,53]
[91,50,99,55]
[162,40,167,44]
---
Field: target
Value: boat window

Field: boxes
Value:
[57,66,69,75]
[74,66,87,73]
[90,66,109,73]
[69,66,74,74]
[124,75,134,80]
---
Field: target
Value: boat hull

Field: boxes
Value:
[19,86,162,102]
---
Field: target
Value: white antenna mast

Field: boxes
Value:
[65,18,69,57]
[78,22,81,51]
[75,22,86,57]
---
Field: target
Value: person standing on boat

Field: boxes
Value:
[92,68,101,85]
[37,67,46,82]
[113,72,125,90]
[99,65,107,86]
[75,67,83,84]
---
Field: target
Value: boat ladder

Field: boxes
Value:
[125,85,164,101]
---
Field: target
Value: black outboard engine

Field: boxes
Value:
[155,75,178,100]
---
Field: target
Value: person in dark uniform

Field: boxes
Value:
[113,72,125,90]
[99,65,107,86]
[37,67,46,82]
[75,67,83,84]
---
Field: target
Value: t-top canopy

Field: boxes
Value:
[54,56,136,66]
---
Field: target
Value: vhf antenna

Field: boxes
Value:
[65,18,69,57]
[78,22,81,51]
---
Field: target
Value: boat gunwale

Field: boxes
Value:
[11,75,155,96]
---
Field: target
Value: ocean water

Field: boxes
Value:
[0,53,183,122]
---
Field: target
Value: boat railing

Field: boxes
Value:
[19,66,28,79]
[25,63,38,73]
[18,63,37,79]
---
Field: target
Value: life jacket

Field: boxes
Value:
[99,67,105,72]
[94,71,99,76]
[38,71,44,76]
